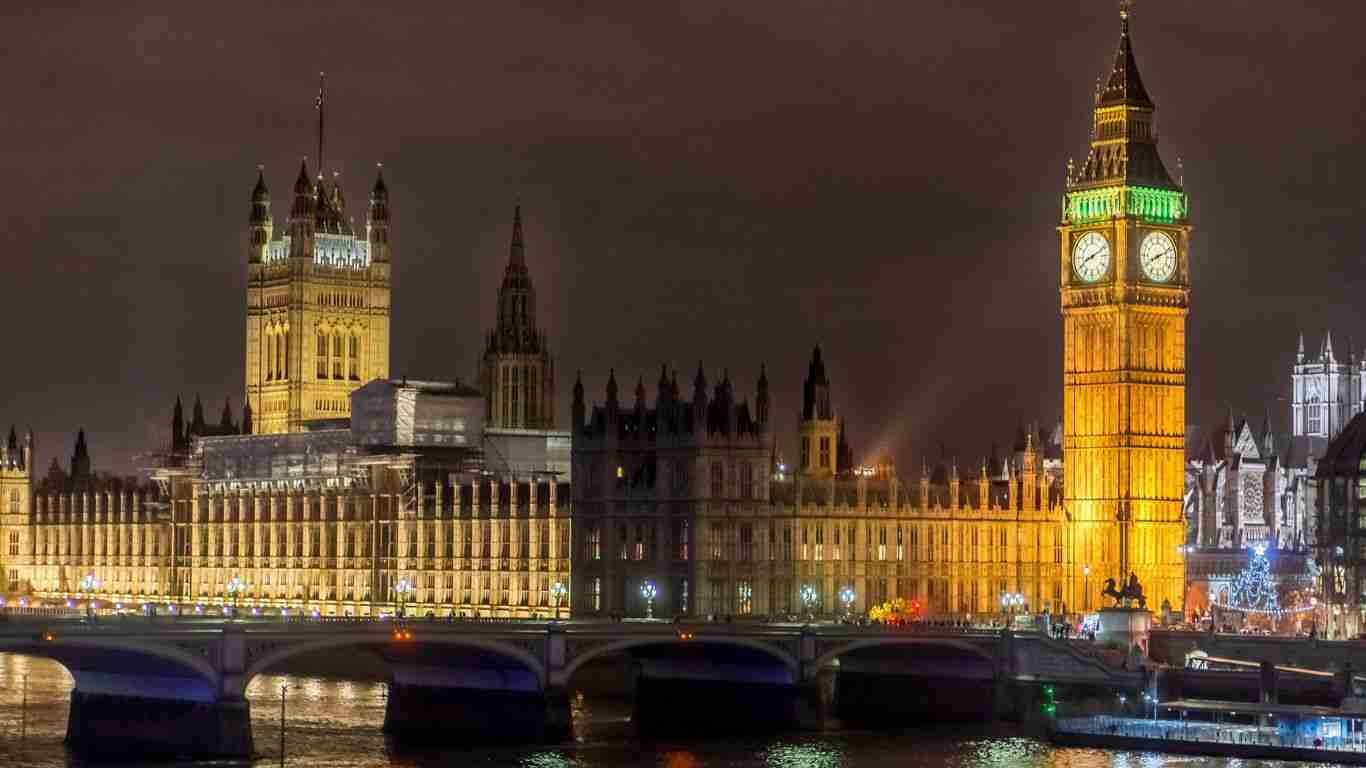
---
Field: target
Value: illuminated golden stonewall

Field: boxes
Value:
[1060,7,1189,613]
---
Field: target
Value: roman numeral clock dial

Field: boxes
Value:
[1139,230,1177,282]
[1071,231,1111,283]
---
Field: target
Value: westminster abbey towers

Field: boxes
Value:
[1060,7,1190,611]
[244,162,392,434]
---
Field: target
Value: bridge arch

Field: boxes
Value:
[558,635,800,687]
[809,636,999,680]
[0,635,222,701]
[239,632,547,698]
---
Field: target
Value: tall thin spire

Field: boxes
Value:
[315,71,326,175]
[510,204,525,267]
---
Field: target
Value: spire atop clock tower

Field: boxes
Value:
[1070,4,1178,192]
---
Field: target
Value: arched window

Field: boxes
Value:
[348,334,359,380]
[265,328,275,381]
[331,333,342,379]
[275,330,285,380]
[282,329,289,379]
[316,332,328,379]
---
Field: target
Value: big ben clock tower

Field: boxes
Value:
[1061,5,1190,614]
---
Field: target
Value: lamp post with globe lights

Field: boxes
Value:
[839,586,856,621]
[225,576,246,620]
[80,573,101,620]
[394,578,414,619]
[1176,544,1193,621]
[640,580,658,619]
[550,581,567,620]
[800,584,818,622]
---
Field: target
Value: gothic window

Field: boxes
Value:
[675,519,689,561]
[502,366,510,425]
[276,331,285,380]
[710,522,724,560]
[348,334,359,380]
[1309,400,1323,434]
[331,333,342,379]
[265,329,275,381]
[740,523,753,561]
[316,333,327,379]
[819,437,831,469]
[740,463,754,499]
[8,489,18,515]
[528,368,538,424]
[877,525,887,561]
[999,529,1007,561]
[814,525,823,561]
[1241,472,1265,523]
[801,437,810,469]
[710,462,724,497]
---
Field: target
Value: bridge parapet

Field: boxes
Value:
[1151,629,1366,675]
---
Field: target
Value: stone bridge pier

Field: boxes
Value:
[0,626,254,759]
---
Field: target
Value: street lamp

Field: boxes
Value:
[550,581,567,619]
[79,573,101,619]
[394,578,414,618]
[225,576,246,619]
[839,586,856,620]
[1176,545,1192,621]
[800,584,818,621]
[640,580,658,619]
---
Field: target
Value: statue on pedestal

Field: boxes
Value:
[1101,573,1147,609]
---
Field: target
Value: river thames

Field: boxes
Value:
[0,654,1320,768]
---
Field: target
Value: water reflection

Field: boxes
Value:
[0,654,1320,768]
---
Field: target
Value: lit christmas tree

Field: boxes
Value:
[1227,545,1281,615]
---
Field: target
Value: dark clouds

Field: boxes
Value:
[3,1,1364,474]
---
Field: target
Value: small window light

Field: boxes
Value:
[616,466,624,479]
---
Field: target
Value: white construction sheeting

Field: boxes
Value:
[351,378,484,448]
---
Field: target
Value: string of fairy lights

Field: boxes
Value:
[1208,545,1317,617]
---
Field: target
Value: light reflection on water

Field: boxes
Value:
[0,655,1329,768]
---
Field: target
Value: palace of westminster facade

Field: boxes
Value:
[0,10,1193,619]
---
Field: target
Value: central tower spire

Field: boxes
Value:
[481,204,555,429]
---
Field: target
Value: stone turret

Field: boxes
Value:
[288,160,316,259]
[247,167,272,263]
[572,372,585,431]
[367,164,390,263]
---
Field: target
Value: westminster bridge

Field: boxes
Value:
[0,615,1139,759]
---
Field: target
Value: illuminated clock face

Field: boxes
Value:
[1072,231,1111,283]
[1139,231,1177,282]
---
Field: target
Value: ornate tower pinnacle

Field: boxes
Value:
[481,203,554,429]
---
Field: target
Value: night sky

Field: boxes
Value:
[5,1,1365,476]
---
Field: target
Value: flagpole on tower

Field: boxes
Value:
[315,71,326,176]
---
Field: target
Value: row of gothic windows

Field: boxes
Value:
[494,363,539,426]
[265,328,290,381]
[316,331,362,381]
